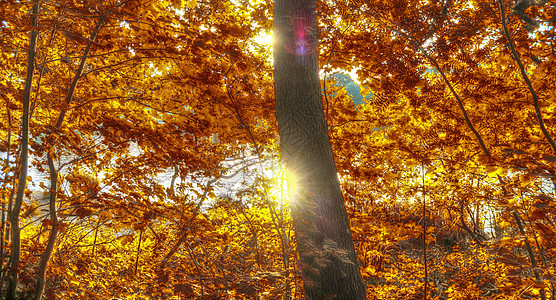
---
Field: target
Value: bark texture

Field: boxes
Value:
[273,1,366,299]
[7,1,39,298]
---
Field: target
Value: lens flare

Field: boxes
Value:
[284,17,316,59]
[281,168,298,201]
[293,18,308,55]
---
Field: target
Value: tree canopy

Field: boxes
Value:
[1,0,556,299]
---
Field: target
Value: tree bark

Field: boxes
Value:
[7,1,39,298]
[34,156,59,300]
[273,1,366,299]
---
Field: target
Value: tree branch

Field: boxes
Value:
[497,0,556,154]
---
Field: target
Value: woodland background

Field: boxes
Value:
[1,0,556,299]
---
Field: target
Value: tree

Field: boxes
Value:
[273,0,366,298]
[1,0,278,298]
[6,1,38,299]
[2,0,556,298]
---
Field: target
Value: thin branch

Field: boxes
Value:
[512,210,547,300]
[54,15,106,129]
[134,229,143,275]
[362,9,491,157]
[223,81,291,270]
[406,34,490,157]
[497,0,556,154]
[422,163,428,300]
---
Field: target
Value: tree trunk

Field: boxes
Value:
[273,1,366,299]
[34,156,60,300]
[7,1,39,298]
[33,15,104,300]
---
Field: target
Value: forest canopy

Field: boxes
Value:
[1,0,556,299]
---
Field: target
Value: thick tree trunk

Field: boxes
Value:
[273,1,366,299]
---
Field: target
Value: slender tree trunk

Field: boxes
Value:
[1,109,13,286]
[273,1,366,298]
[33,15,105,300]
[134,229,143,275]
[7,1,39,298]
[34,156,60,300]
[513,211,546,300]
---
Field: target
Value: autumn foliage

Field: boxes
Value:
[1,0,556,299]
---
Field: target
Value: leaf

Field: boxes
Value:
[519,173,535,186]
[117,234,134,246]
[174,283,194,296]
[535,223,556,238]
[497,254,528,266]
[74,207,93,218]
[502,148,526,155]
[544,273,556,283]
[187,0,197,9]
[61,31,91,44]
[41,219,53,227]
[542,154,556,162]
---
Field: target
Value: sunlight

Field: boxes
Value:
[281,168,298,200]
[254,30,274,46]
[252,30,274,65]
